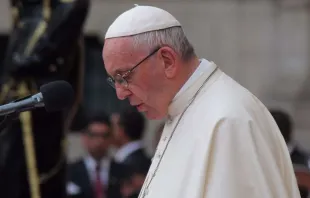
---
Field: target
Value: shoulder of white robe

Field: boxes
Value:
[212,117,255,153]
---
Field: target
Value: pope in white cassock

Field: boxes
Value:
[102,5,301,198]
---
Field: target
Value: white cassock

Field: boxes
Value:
[138,59,301,198]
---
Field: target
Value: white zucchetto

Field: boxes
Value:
[105,5,181,39]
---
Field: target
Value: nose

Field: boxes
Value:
[115,85,131,100]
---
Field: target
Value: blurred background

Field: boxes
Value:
[0,0,309,198]
[0,0,308,159]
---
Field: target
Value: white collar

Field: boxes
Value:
[84,155,110,172]
[114,140,143,163]
[168,59,219,118]
[173,59,211,100]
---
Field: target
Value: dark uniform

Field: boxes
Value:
[0,0,90,198]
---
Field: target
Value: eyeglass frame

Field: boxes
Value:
[106,46,161,89]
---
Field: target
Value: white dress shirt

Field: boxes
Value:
[84,155,110,186]
[114,140,143,163]
[67,155,110,196]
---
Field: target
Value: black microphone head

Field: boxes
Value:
[40,80,74,112]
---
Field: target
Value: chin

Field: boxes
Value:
[144,111,166,120]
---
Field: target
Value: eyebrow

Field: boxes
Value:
[113,69,125,75]
[111,67,132,77]
[109,69,122,78]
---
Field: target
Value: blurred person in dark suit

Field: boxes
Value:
[0,0,89,198]
[270,109,310,198]
[108,108,151,198]
[67,114,112,198]
[120,171,148,198]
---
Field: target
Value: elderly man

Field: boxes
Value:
[102,5,300,198]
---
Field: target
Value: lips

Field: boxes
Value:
[130,101,142,106]
[130,100,145,111]
[135,104,144,111]
[135,103,142,108]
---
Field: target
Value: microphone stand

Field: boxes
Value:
[0,111,21,197]
[0,110,41,198]
[0,112,20,136]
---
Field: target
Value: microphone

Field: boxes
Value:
[0,80,74,116]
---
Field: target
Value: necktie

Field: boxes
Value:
[95,163,105,198]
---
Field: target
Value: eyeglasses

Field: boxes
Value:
[106,47,161,89]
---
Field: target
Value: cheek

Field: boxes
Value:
[114,130,120,138]
[129,84,148,102]
[87,141,95,150]
[100,140,109,148]
[113,130,123,140]
[129,70,164,103]
[141,73,162,92]
[148,69,166,93]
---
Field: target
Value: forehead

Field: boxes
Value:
[103,38,136,75]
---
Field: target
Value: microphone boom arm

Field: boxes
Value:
[0,93,44,116]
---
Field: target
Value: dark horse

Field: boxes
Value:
[0,0,90,198]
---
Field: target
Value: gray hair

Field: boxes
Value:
[131,26,196,61]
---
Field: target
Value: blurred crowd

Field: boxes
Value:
[66,107,163,198]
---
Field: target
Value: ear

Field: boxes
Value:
[159,47,178,79]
